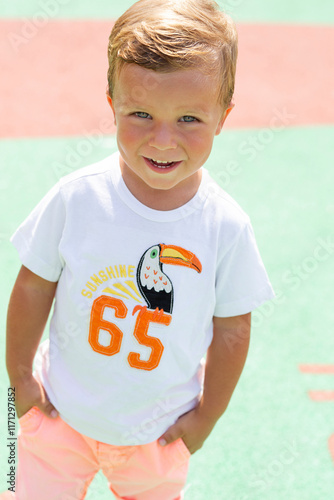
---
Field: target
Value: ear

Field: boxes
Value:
[215,101,235,136]
[106,87,116,126]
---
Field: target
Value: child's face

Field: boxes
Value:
[108,63,233,197]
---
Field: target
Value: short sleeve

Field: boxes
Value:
[10,184,65,282]
[214,222,275,317]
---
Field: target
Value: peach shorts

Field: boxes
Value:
[9,407,190,500]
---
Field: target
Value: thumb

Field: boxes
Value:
[158,423,183,447]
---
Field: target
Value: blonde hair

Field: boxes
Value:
[107,0,238,109]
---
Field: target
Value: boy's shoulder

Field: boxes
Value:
[202,169,250,228]
[58,153,117,190]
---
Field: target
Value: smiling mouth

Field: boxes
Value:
[145,157,181,169]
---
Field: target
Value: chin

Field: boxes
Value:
[145,178,180,191]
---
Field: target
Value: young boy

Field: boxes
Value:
[4,0,274,498]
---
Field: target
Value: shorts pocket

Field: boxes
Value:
[163,438,191,468]
[176,438,191,459]
[19,406,43,434]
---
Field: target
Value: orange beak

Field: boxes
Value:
[159,244,202,273]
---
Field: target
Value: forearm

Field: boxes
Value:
[198,313,251,425]
[6,266,57,384]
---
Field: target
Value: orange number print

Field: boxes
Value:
[89,296,127,356]
[88,298,171,370]
[128,307,172,371]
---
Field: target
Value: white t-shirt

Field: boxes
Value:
[11,151,274,445]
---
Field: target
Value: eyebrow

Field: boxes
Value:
[178,107,210,117]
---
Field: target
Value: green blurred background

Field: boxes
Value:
[1,1,334,498]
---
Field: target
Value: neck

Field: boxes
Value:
[119,162,202,211]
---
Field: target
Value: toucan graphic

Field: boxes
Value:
[136,244,202,314]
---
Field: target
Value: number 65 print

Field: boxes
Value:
[89,296,171,371]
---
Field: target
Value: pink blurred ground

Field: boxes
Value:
[1,21,334,138]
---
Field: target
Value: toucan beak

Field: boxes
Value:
[159,244,202,273]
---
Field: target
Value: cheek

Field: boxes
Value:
[117,123,143,149]
[186,130,214,156]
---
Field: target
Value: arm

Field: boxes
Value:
[6,265,59,419]
[159,313,251,454]
[198,313,251,422]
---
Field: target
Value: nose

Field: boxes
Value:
[148,122,177,150]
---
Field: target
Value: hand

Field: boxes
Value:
[158,406,216,455]
[13,374,58,420]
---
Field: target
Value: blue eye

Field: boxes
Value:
[135,112,150,119]
[180,116,198,123]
